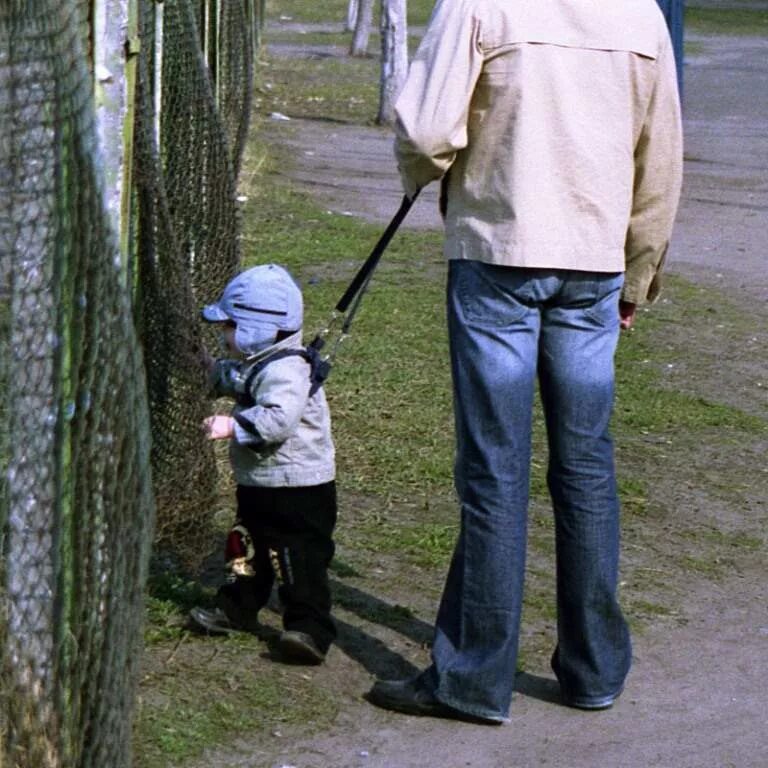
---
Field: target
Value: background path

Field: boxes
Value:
[268,34,768,304]
[675,33,768,303]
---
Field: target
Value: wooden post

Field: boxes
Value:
[377,0,408,125]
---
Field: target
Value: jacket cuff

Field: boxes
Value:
[621,274,659,305]
[622,244,669,305]
[398,167,425,201]
[233,415,267,451]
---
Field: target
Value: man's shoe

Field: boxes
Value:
[278,630,326,665]
[188,606,242,635]
[366,676,503,725]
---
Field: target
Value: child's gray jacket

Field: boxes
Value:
[211,341,335,488]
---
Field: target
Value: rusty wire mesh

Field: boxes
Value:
[132,0,249,564]
[1,0,259,764]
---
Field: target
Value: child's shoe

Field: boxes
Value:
[278,630,326,665]
[188,606,243,635]
[189,581,265,636]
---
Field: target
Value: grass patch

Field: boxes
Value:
[685,6,768,36]
[135,637,336,768]
[144,571,216,644]
[257,55,380,124]
[399,522,458,569]
[329,556,363,578]
[627,599,675,621]
[682,527,763,552]
[267,29,355,47]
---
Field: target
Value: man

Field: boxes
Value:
[367,0,682,724]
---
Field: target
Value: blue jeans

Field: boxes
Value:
[428,261,631,721]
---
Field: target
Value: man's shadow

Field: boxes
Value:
[190,546,560,703]
[330,578,561,704]
[330,579,429,679]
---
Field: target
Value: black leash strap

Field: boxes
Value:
[308,190,420,366]
[335,190,420,314]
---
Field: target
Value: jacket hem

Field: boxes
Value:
[446,238,626,274]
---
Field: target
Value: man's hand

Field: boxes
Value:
[619,300,637,330]
[203,414,234,440]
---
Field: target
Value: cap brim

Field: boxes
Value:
[201,304,230,322]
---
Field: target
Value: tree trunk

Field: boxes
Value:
[349,0,374,57]
[346,0,358,32]
[377,0,408,125]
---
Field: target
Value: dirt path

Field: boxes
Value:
[193,27,768,768]
[241,578,768,768]
[266,32,768,305]
[674,33,768,304]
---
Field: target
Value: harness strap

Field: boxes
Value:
[239,347,330,406]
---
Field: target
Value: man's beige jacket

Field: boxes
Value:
[394,0,683,304]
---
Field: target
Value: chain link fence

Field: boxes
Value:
[1,0,260,764]
[133,0,249,562]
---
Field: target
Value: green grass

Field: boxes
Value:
[144,572,216,644]
[138,567,339,767]
[265,28,427,61]
[615,317,765,435]
[257,55,380,124]
[135,637,336,768]
[684,40,705,56]
[266,28,361,47]
[685,6,768,36]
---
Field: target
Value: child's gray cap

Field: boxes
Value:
[202,264,303,354]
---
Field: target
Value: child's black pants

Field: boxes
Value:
[219,481,337,653]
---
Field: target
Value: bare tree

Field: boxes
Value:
[350,0,375,57]
[377,0,408,125]
[346,0,359,32]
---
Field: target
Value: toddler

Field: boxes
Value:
[190,264,336,665]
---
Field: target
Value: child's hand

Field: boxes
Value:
[203,414,234,440]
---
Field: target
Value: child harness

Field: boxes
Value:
[235,343,331,408]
